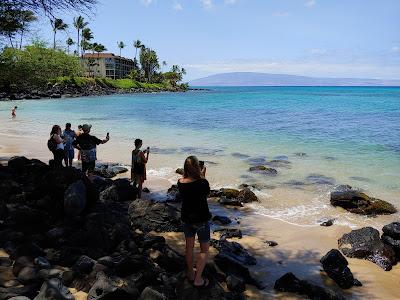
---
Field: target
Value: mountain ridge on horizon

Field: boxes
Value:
[189,72,400,87]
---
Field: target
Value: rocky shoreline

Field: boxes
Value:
[1,156,399,300]
[0,82,187,101]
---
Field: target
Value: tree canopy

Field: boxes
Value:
[1,0,97,16]
[0,42,82,91]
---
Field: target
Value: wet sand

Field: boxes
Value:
[1,130,400,299]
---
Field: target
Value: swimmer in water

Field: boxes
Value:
[11,106,17,118]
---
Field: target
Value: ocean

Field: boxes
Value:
[1,86,399,227]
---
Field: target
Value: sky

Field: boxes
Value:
[35,0,400,80]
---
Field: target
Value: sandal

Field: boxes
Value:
[194,278,209,289]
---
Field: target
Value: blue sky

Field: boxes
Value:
[36,0,400,80]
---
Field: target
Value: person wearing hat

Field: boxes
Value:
[72,124,109,174]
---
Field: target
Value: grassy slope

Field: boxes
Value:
[51,76,184,91]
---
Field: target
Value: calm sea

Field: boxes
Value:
[1,86,399,227]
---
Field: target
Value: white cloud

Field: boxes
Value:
[201,0,213,10]
[141,0,153,5]
[224,0,237,4]
[305,0,316,7]
[273,11,291,17]
[173,2,183,11]
[391,46,400,52]
[310,48,327,55]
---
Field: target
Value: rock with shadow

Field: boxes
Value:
[305,173,335,185]
[99,178,137,203]
[265,159,292,169]
[0,283,40,300]
[94,163,128,179]
[34,278,74,300]
[338,227,397,271]
[248,165,278,176]
[274,272,345,300]
[211,238,263,290]
[320,249,362,289]
[175,168,184,175]
[128,199,182,233]
[175,271,230,300]
[381,222,400,261]
[211,239,256,266]
[330,185,397,215]
[167,184,181,202]
[212,187,258,207]
[64,180,86,217]
[212,215,232,225]
[87,272,139,300]
[214,228,242,239]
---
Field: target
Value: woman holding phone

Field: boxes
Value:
[131,138,149,198]
[178,156,211,288]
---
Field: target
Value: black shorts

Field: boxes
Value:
[182,221,210,243]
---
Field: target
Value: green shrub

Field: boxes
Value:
[0,43,83,91]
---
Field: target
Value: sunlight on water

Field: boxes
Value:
[1,87,399,226]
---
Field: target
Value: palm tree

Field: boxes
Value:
[51,18,68,49]
[162,60,167,72]
[73,16,88,56]
[117,41,126,78]
[117,41,125,57]
[93,43,107,77]
[66,37,74,54]
[81,27,94,56]
[140,47,159,83]
[94,43,106,57]
[171,65,180,73]
[133,39,142,61]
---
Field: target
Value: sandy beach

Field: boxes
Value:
[1,122,399,300]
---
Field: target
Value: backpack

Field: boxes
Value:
[47,135,57,152]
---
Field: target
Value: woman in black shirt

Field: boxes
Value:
[178,156,211,288]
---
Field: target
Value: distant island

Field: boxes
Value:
[189,72,400,87]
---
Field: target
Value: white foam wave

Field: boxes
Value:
[147,167,174,177]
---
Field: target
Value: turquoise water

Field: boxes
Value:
[1,86,399,226]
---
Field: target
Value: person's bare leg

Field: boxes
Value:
[194,242,209,286]
[137,181,142,198]
[185,237,195,281]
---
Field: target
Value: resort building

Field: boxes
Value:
[81,53,135,79]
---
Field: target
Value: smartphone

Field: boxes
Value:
[199,160,205,168]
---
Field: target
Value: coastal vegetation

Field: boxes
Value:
[0,0,187,99]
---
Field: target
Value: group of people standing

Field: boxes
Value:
[48,124,149,198]
[49,123,109,173]
[49,124,211,288]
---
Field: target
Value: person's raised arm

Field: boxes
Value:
[101,133,110,144]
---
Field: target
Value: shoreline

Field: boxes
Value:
[1,134,400,299]
[0,80,188,102]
